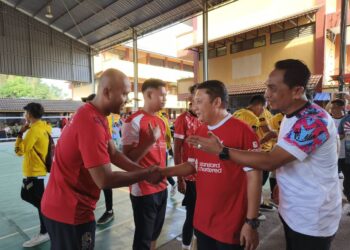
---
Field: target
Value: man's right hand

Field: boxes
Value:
[148,123,161,143]
[146,166,163,184]
[19,123,30,133]
[177,179,186,194]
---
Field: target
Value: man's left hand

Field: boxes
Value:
[186,131,223,155]
[240,223,259,250]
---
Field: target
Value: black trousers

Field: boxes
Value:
[182,181,196,246]
[43,215,95,250]
[165,151,175,186]
[280,215,334,250]
[21,178,46,234]
[130,189,168,250]
[262,171,270,186]
[339,159,350,201]
[195,229,243,250]
[102,189,113,211]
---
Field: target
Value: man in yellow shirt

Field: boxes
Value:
[233,95,277,212]
[15,103,52,248]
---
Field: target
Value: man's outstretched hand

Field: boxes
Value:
[187,131,224,155]
[146,166,164,184]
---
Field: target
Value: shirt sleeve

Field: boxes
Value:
[121,119,140,145]
[174,115,186,140]
[78,117,111,169]
[278,117,330,161]
[15,129,38,156]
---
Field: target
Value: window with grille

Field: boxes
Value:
[270,23,315,44]
[284,28,298,41]
[231,36,266,53]
[208,49,216,59]
[167,61,180,69]
[299,24,315,37]
[149,57,164,67]
[271,31,284,44]
[183,64,194,72]
[217,46,227,56]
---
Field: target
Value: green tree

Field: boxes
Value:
[0,76,64,99]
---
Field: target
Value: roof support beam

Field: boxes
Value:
[62,0,120,33]
[339,0,348,91]
[49,0,86,25]
[77,1,154,40]
[132,28,139,110]
[306,14,314,22]
[14,0,25,8]
[202,0,208,81]
[90,0,189,46]
[32,0,51,17]
[288,19,297,26]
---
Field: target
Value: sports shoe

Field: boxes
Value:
[339,172,344,179]
[182,244,191,250]
[258,212,266,221]
[170,183,177,197]
[97,210,114,225]
[23,233,50,247]
[269,201,279,208]
[260,203,276,212]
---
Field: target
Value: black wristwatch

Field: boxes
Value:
[245,218,260,229]
[219,146,230,160]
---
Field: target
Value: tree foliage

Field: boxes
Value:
[0,76,65,99]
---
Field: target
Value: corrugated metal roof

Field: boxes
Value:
[0,98,83,113]
[1,0,235,52]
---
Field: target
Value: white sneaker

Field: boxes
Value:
[339,172,344,179]
[182,244,191,250]
[258,213,266,221]
[170,183,177,197]
[23,233,50,247]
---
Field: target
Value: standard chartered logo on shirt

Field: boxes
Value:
[198,161,222,174]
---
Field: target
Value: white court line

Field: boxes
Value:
[96,204,186,235]
[0,225,39,241]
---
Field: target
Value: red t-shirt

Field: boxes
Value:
[121,110,167,196]
[174,111,201,181]
[41,103,111,225]
[189,115,259,244]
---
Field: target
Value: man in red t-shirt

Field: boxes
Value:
[41,69,162,250]
[122,79,168,250]
[162,80,261,250]
[173,84,201,250]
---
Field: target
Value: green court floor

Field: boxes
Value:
[0,142,185,250]
[2,141,350,250]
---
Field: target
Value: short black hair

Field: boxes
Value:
[331,99,345,107]
[249,95,266,106]
[141,79,166,93]
[81,93,96,103]
[189,84,199,95]
[23,102,44,119]
[275,59,311,89]
[197,80,229,108]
